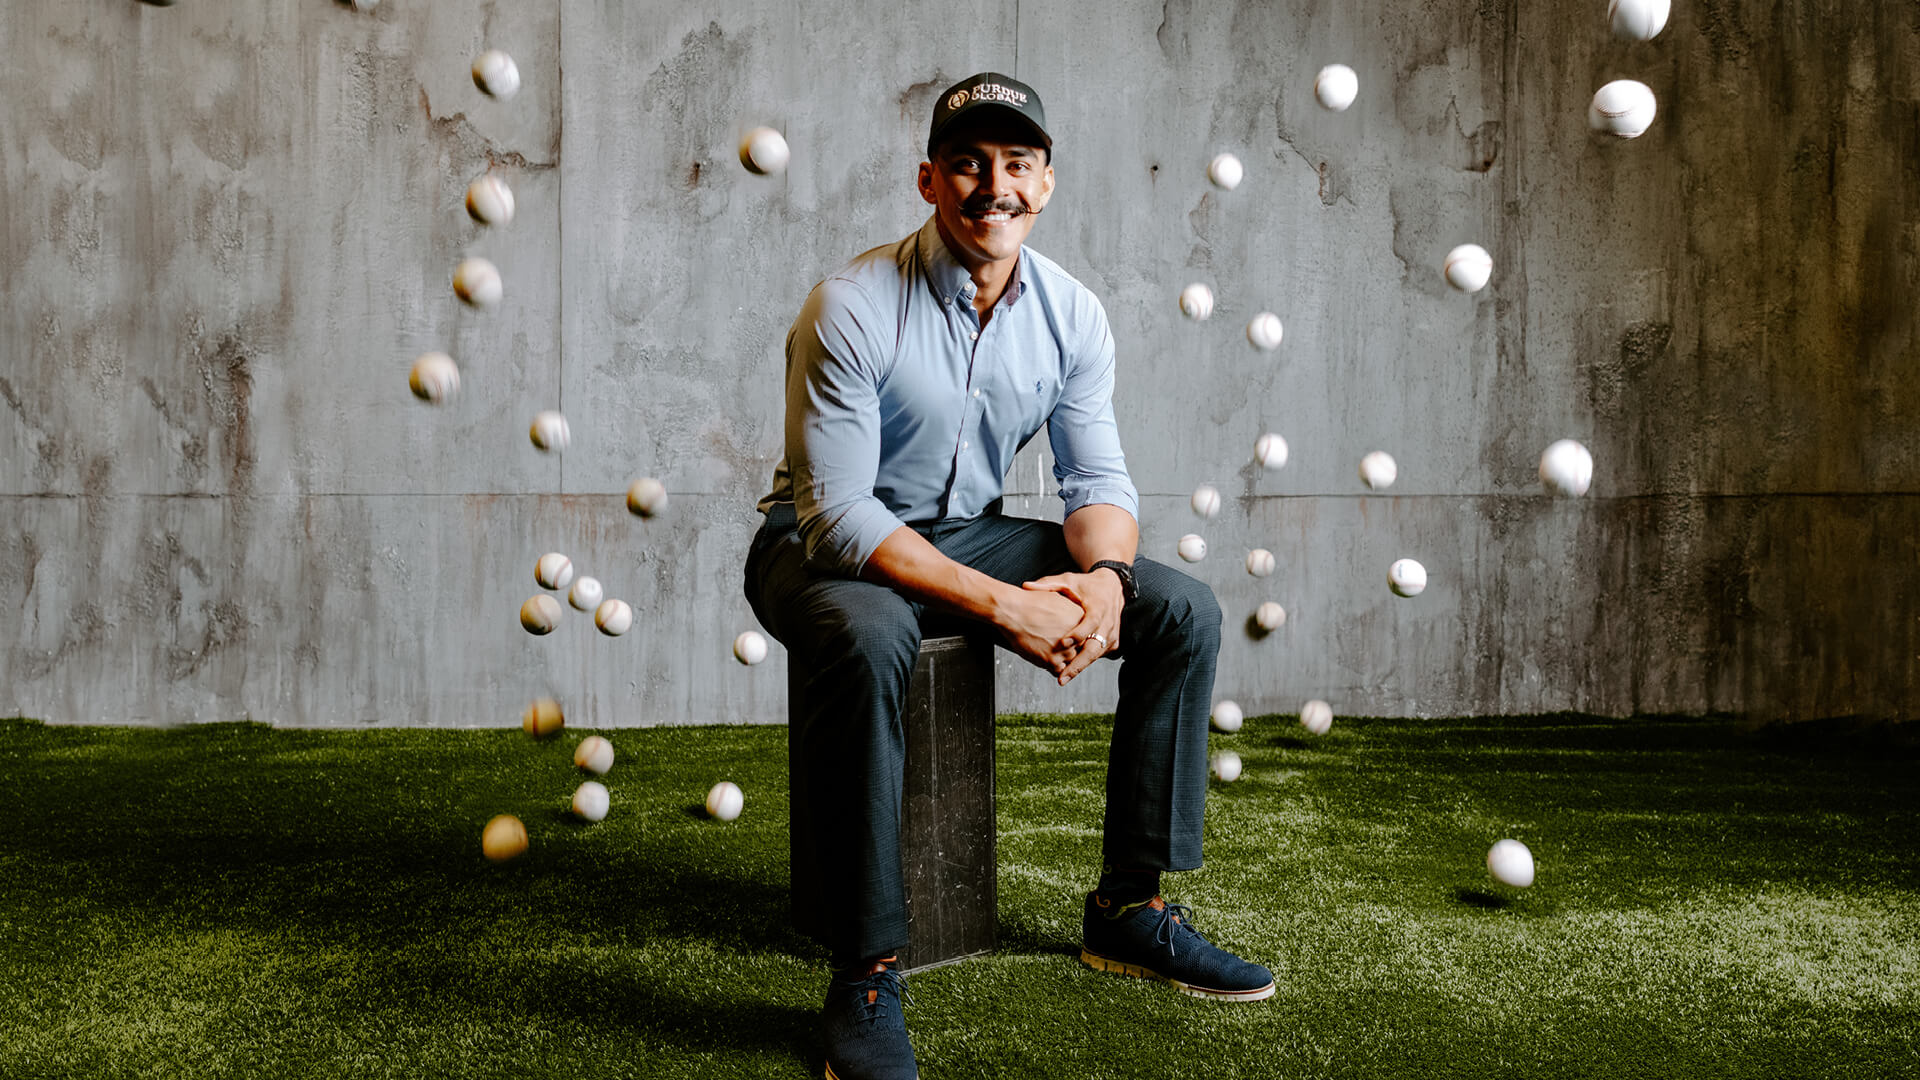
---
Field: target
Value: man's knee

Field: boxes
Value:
[813,597,923,675]
[790,591,922,747]
[1135,562,1222,648]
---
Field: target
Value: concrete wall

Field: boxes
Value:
[3,0,1914,727]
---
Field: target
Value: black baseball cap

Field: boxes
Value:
[926,72,1052,160]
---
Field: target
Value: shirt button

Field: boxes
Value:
[972,388,980,398]
[970,331,978,340]
[961,441,969,450]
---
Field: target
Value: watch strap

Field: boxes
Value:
[1089,559,1138,602]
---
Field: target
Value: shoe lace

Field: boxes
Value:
[1147,902,1212,959]
[841,967,911,1026]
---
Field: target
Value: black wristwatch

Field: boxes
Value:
[1088,560,1138,602]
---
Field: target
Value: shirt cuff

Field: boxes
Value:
[802,496,908,576]
[1060,481,1140,521]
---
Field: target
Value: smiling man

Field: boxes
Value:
[744,72,1275,1080]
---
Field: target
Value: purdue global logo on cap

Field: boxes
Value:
[927,72,1052,159]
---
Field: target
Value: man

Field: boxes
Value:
[744,72,1274,1080]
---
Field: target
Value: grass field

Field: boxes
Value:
[1,712,1915,1080]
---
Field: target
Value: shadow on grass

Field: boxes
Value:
[13,828,816,957]
[1451,885,1561,918]
[995,914,1081,958]
[0,721,815,959]
[1311,715,1920,898]
[425,955,818,1057]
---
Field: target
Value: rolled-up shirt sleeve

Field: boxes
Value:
[1047,298,1139,520]
[786,277,906,576]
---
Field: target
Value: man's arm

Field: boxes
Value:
[861,528,1086,680]
[1028,298,1141,681]
[786,278,910,573]
[1020,503,1137,682]
[1064,502,1139,570]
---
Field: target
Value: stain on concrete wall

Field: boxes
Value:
[1,0,1914,726]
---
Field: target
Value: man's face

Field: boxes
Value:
[918,118,1056,273]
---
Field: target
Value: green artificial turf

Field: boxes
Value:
[0,713,1915,1080]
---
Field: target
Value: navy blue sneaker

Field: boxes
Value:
[1081,893,1276,1002]
[821,959,918,1080]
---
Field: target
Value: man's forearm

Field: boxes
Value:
[1064,503,1139,571]
[859,525,1019,623]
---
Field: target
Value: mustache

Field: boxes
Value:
[960,195,1041,216]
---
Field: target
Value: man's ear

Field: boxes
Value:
[1031,163,1056,212]
[917,161,937,205]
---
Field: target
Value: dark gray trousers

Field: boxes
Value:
[743,503,1221,964]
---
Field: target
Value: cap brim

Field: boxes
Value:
[929,104,1052,158]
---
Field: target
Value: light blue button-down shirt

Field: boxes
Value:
[759,215,1138,576]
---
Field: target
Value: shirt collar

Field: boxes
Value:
[917,214,1027,310]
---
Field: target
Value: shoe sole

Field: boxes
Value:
[825,1062,917,1080]
[1079,949,1277,1003]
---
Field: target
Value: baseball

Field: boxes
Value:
[1210,750,1243,783]
[1359,451,1398,490]
[733,630,769,665]
[1539,439,1594,496]
[706,780,744,821]
[626,477,668,518]
[1179,282,1215,321]
[1255,601,1286,631]
[568,575,602,612]
[1444,244,1494,293]
[480,814,527,862]
[1177,534,1207,563]
[534,552,574,591]
[1207,152,1243,191]
[530,410,570,453]
[1315,64,1359,111]
[408,352,459,404]
[1588,80,1657,138]
[1247,312,1284,351]
[1300,699,1334,736]
[1190,484,1222,519]
[521,697,564,739]
[465,174,515,226]
[571,780,610,823]
[1388,558,1428,598]
[1211,700,1243,733]
[1245,548,1276,577]
[574,734,615,776]
[519,594,563,635]
[1609,0,1671,40]
[1487,838,1536,887]
[594,598,633,637]
[471,49,521,99]
[452,257,502,309]
[739,126,790,175]
[1255,432,1289,470]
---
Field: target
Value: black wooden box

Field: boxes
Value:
[788,634,997,972]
